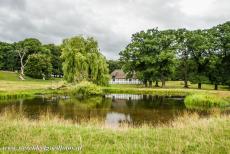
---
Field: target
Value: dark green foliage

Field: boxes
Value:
[44,44,63,76]
[120,28,177,87]
[24,54,52,79]
[211,22,230,88]
[107,60,122,73]
[120,21,230,89]
[0,42,18,71]
[186,30,214,89]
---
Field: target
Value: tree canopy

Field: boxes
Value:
[120,21,230,89]
[61,36,109,85]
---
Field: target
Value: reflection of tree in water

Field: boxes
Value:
[0,95,228,126]
[110,95,187,126]
[0,96,112,122]
[56,96,112,122]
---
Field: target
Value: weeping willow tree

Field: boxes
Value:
[61,36,110,85]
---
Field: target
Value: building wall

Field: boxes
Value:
[109,78,142,84]
[105,94,143,100]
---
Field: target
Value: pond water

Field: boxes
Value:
[0,94,229,127]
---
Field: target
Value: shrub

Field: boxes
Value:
[73,81,103,96]
[184,93,229,109]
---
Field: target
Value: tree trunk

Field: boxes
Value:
[214,84,218,90]
[155,81,159,87]
[144,80,147,87]
[19,56,25,80]
[19,65,25,80]
[162,80,165,87]
[184,60,189,88]
[198,83,202,89]
[161,75,165,88]
[184,80,188,88]
[21,65,24,76]
[149,81,152,88]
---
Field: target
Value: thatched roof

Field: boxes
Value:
[111,69,126,79]
[110,69,137,79]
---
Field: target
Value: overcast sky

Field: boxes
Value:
[0,0,229,59]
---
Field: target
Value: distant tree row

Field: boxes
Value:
[107,60,122,73]
[120,21,230,89]
[0,39,63,79]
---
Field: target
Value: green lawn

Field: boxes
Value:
[108,81,230,91]
[0,71,65,99]
[0,71,63,91]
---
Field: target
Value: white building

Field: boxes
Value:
[109,69,142,84]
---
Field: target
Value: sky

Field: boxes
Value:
[0,0,229,59]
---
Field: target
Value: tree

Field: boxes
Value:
[175,29,191,88]
[211,22,230,88]
[155,30,177,87]
[187,30,212,89]
[61,36,109,85]
[120,28,176,87]
[44,44,63,77]
[24,54,52,79]
[15,38,43,79]
[107,60,122,73]
[0,42,18,71]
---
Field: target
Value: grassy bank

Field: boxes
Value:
[0,71,66,100]
[1,71,230,108]
[185,93,230,109]
[0,114,229,153]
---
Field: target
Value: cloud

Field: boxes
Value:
[0,0,229,59]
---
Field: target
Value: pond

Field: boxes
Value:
[0,94,229,127]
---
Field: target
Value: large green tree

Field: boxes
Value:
[24,54,52,79]
[61,36,109,85]
[187,30,213,89]
[15,38,45,79]
[120,29,176,87]
[175,29,191,88]
[211,22,230,88]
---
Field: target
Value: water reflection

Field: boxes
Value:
[0,94,229,127]
[105,112,131,127]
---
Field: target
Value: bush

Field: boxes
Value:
[73,81,103,96]
[184,93,229,109]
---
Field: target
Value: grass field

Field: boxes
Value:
[0,113,229,154]
[0,71,62,91]
[108,81,230,90]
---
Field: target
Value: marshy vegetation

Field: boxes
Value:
[185,93,230,109]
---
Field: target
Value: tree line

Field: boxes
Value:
[0,38,62,80]
[0,36,109,85]
[119,21,230,90]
